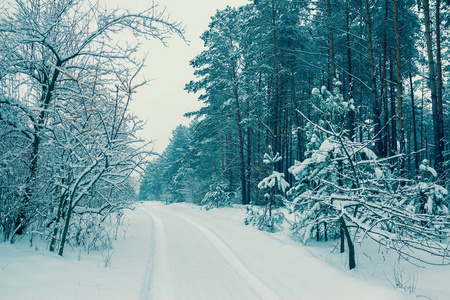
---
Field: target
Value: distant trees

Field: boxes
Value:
[140,125,202,204]
[0,0,182,254]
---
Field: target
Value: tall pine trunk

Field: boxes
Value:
[346,0,355,141]
[435,0,445,178]
[327,0,336,89]
[381,0,390,157]
[409,72,419,172]
[233,85,248,205]
[364,0,382,156]
[389,50,398,157]
[423,0,444,175]
[271,0,280,166]
[394,0,405,173]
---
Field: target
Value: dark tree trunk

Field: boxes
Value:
[16,61,62,237]
[423,0,444,174]
[394,0,405,173]
[346,0,355,141]
[234,87,248,205]
[340,216,356,270]
[389,50,397,157]
[435,0,445,178]
[271,0,280,165]
[327,0,336,89]
[409,72,419,172]
[58,201,73,256]
[246,105,252,204]
[364,0,382,156]
[381,0,390,157]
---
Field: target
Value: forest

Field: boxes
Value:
[0,0,449,276]
[140,0,450,268]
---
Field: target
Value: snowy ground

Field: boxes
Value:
[1,202,449,300]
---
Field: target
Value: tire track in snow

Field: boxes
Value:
[165,206,281,300]
[140,206,170,300]
[138,207,156,300]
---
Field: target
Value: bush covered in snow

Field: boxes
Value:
[201,182,234,210]
[286,86,450,269]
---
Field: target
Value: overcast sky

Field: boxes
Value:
[110,0,248,153]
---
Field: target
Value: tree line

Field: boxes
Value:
[140,0,450,269]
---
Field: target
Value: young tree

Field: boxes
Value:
[246,146,289,231]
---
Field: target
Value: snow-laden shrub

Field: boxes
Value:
[419,159,439,180]
[60,213,113,253]
[420,182,448,215]
[287,131,385,243]
[245,204,285,232]
[289,97,450,267]
[405,160,449,216]
[201,182,234,210]
[287,82,396,247]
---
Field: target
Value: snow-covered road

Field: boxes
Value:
[140,204,272,299]
[138,202,411,300]
[1,202,418,300]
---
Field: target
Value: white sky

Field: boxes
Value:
[110,0,248,153]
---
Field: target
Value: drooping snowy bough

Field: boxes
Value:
[287,86,450,269]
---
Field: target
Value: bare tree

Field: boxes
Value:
[0,0,183,246]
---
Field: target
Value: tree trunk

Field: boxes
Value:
[409,72,419,172]
[381,0,390,157]
[364,0,382,156]
[291,64,303,161]
[58,201,73,256]
[389,50,397,157]
[421,80,425,157]
[271,0,280,164]
[327,0,336,89]
[233,86,247,205]
[49,191,67,252]
[394,0,405,174]
[246,103,252,204]
[16,62,62,236]
[346,0,355,141]
[423,0,444,174]
[340,216,356,270]
[435,0,445,178]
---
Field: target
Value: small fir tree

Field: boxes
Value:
[246,146,289,232]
